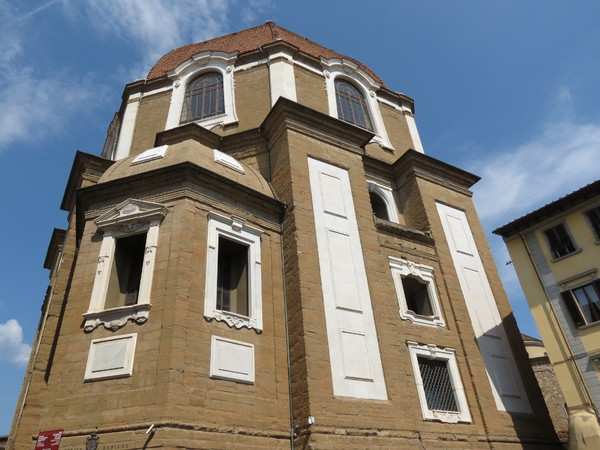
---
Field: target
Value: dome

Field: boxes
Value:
[99,139,276,199]
[147,21,384,87]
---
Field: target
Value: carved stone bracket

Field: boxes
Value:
[432,411,461,423]
[83,304,152,332]
[205,310,259,331]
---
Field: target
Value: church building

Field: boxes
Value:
[10,22,561,449]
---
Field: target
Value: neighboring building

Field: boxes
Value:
[522,334,569,445]
[495,181,600,449]
[9,23,560,448]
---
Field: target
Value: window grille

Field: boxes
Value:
[585,206,600,239]
[335,80,373,131]
[418,357,459,412]
[180,72,225,123]
[543,223,576,258]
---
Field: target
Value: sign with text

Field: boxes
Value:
[35,429,63,450]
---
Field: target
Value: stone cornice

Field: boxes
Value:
[76,161,285,241]
[374,218,435,246]
[43,228,67,271]
[154,123,222,148]
[61,151,114,212]
[392,150,480,192]
[261,97,373,155]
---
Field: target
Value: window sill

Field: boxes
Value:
[205,309,260,331]
[577,320,600,330]
[551,248,582,262]
[83,303,151,332]
[425,410,470,424]
[401,310,445,328]
[182,113,238,130]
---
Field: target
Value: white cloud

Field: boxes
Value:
[78,0,232,77]
[0,1,102,151]
[471,119,600,228]
[241,0,275,26]
[0,319,31,365]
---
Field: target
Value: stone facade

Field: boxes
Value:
[9,23,561,449]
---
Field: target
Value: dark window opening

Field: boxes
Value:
[180,72,225,123]
[585,206,600,240]
[402,276,434,316]
[335,79,373,131]
[370,191,389,221]
[105,233,146,309]
[216,237,249,316]
[562,281,600,326]
[418,357,459,412]
[544,223,576,259]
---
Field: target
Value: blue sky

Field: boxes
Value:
[1,0,599,435]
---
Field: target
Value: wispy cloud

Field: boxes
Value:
[0,1,101,151]
[0,320,31,365]
[241,0,275,26]
[78,0,232,77]
[471,118,600,228]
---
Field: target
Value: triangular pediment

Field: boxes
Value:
[95,198,168,229]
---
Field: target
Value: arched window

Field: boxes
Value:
[180,72,225,123]
[335,79,373,131]
[369,191,389,221]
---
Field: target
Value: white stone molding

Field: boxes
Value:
[204,212,263,332]
[131,145,169,165]
[210,335,255,384]
[268,49,297,105]
[308,157,388,400]
[320,57,393,149]
[84,333,137,381]
[114,95,140,160]
[436,202,531,413]
[84,199,168,332]
[165,51,239,130]
[367,181,400,223]
[407,341,471,423]
[389,257,445,327]
[213,149,245,174]
[404,112,425,153]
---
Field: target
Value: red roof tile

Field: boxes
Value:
[147,22,384,86]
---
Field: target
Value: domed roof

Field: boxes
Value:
[99,139,275,199]
[147,22,384,86]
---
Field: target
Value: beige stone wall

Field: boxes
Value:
[294,66,328,114]
[11,186,290,448]
[222,65,271,135]
[129,91,171,156]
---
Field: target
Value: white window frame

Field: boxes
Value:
[204,212,263,331]
[321,57,393,149]
[165,51,238,130]
[367,181,400,223]
[389,257,445,327]
[84,333,137,381]
[84,199,168,332]
[407,342,471,423]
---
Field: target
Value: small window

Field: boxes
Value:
[105,233,146,309]
[418,357,459,413]
[84,199,168,332]
[585,206,600,240]
[543,223,577,259]
[217,237,249,317]
[403,276,434,316]
[561,281,600,327]
[389,257,444,327]
[335,79,373,131]
[180,72,225,123]
[204,213,263,331]
[407,342,471,423]
[369,191,389,220]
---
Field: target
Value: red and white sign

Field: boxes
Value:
[35,429,63,450]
